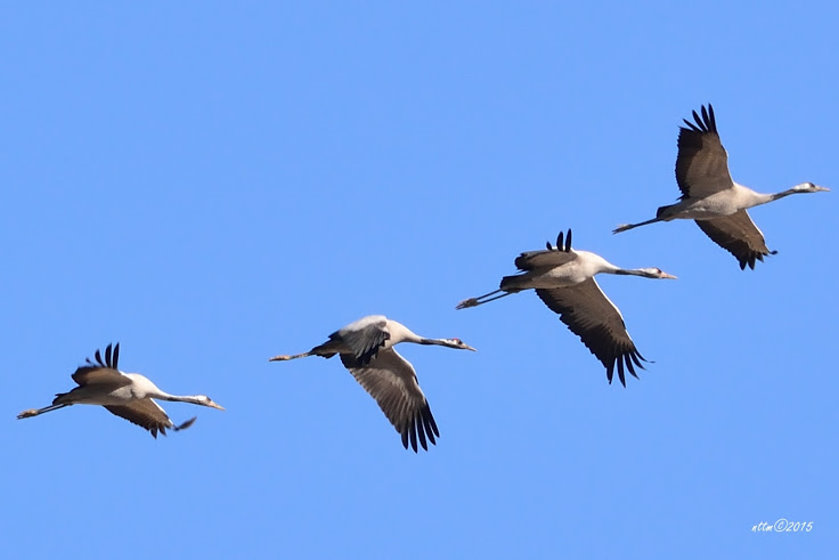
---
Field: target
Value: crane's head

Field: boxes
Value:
[440,338,477,351]
[793,182,830,193]
[194,395,225,410]
[638,267,677,279]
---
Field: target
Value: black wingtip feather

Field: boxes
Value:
[416,415,428,451]
[680,105,716,134]
[551,229,573,252]
[88,344,120,368]
[626,355,641,380]
[429,411,440,438]
[421,417,435,446]
[692,109,701,128]
[409,420,418,453]
[604,349,648,387]
[616,357,626,387]
[421,408,437,443]
[630,351,645,369]
[400,406,439,452]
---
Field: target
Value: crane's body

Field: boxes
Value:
[457,230,675,386]
[658,183,776,220]
[614,104,828,269]
[270,315,475,452]
[49,373,176,406]
[500,249,648,289]
[17,344,224,438]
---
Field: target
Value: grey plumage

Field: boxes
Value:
[614,104,828,269]
[457,230,675,386]
[17,343,224,437]
[270,316,475,452]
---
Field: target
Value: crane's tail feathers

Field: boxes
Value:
[456,290,511,309]
[173,417,197,432]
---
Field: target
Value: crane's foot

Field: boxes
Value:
[17,409,39,419]
[174,417,197,431]
[455,298,479,310]
[268,355,291,362]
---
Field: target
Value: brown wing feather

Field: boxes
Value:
[535,279,647,386]
[71,367,131,387]
[340,349,439,452]
[104,399,174,438]
[72,344,129,387]
[675,104,733,199]
[514,249,577,271]
[694,210,776,270]
[513,230,576,271]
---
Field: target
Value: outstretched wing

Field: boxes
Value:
[331,316,390,365]
[694,210,775,270]
[514,230,577,271]
[514,249,577,272]
[535,279,647,386]
[340,349,439,452]
[103,399,176,438]
[71,343,131,388]
[676,104,733,199]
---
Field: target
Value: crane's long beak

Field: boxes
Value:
[815,185,830,192]
[207,401,225,411]
[464,344,477,352]
[661,272,678,279]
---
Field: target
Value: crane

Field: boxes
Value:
[269,315,476,452]
[456,230,675,386]
[613,104,829,269]
[17,343,224,437]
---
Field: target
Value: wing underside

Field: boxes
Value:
[341,349,439,451]
[535,279,647,386]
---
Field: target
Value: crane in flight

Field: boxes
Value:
[269,315,475,452]
[614,104,829,269]
[17,343,224,437]
[457,230,675,386]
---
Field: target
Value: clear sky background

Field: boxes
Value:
[2,2,836,558]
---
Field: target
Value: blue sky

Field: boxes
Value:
[3,2,836,558]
